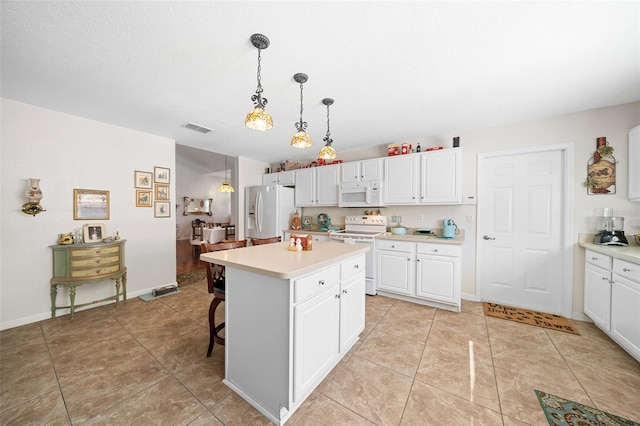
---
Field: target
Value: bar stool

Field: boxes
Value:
[200,239,247,357]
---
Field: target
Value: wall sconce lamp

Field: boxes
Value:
[245,34,273,131]
[318,98,337,160]
[291,73,312,148]
[218,155,235,193]
[22,178,45,216]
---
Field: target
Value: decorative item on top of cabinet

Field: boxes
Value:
[585,137,616,194]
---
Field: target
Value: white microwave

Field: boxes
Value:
[338,181,384,207]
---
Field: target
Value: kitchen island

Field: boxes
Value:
[200,241,369,425]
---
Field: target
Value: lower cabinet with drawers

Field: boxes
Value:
[50,240,127,318]
[584,248,640,362]
[376,239,461,312]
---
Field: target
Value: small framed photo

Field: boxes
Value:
[136,190,152,207]
[134,170,153,189]
[74,189,110,220]
[154,166,170,184]
[154,201,171,218]
[83,223,106,243]
[155,184,170,201]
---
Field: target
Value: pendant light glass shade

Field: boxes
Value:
[291,73,312,148]
[318,98,336,159]
[218,156,235,192]
[245,34,273,131]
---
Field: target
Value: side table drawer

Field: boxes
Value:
[71,255,120,268]
[71,246,120,257]
[71,264,121,278]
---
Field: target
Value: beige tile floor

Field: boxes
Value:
[1,282,639,425]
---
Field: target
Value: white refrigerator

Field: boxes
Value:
[245,185,295,241]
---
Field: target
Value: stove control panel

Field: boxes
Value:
[345,215,388,226]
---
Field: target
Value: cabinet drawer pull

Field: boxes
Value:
[343,289,348,294]
[95,269,101,274]
[354,264,359,269]
[592,257,598,261]
[433,249,438,252]
[623,267,632,272]
[95,249,101,254]
[335,294,340,299]
[602,277,609,281]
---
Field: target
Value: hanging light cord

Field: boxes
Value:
[296,82,308,132]
[323,103,333,145]
[251,48,267,108]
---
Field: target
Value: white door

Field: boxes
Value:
[478,146,570,314]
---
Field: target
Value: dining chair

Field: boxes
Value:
[250,236,282,246]
[190,219,206,257]
[200,239,247,357]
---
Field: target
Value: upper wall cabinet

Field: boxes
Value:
[383,148,463,205]
[295,164,340,207]
[341,159,383,183]
[262,170,296,186]
[629,125,640,202]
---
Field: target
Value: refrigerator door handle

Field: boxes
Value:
[256,191,262,234]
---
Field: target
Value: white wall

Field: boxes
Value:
[302,101,640,318]
[1,99,177,329]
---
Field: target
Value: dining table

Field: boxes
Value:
[202,227,226,244]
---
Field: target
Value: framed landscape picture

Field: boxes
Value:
[154,201,171,218]
[155,184,170,201]
[136,190,152,207]
[134,170,153,189]
[154,166,170,184]
[74,189,110,220]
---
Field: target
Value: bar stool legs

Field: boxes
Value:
[207,290,225,357]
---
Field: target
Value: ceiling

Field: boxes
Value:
[2,1,639,171]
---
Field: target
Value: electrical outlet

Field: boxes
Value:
[418,214,424,222]
[392,216,402,224]
[467,214,474,223]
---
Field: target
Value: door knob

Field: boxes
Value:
[483,235,495,240]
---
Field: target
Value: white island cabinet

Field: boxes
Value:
[201,242,368,425]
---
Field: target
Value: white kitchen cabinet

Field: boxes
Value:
[293,280,340,401]
[376,240,414,295]
[295,165,340,207]
[383,155,420,204]
[415,243,461,305]
[341,159,383,183]
[584,251,612,331]
[629,125,640,201]
[383,148,463,205]
[420,148,462,204]
[582,247,640,362]
[262,170,296,186]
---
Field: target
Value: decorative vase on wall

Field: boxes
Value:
[26,178,43,204]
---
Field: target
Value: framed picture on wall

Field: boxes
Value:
[74,189,110,220]
[83,223,106,243]
[154,166,170,184]
[155,184,170,201]
[136,190,152,207]
[154,201,171,218]
[134,170,153,189]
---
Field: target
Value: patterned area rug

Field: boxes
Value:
[176,269,206,287]
[535,390,639,426]
[483,302,579,335]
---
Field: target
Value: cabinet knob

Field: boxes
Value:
[319,280,325,286]
[96,259,101,264]
[433,249,439,252]
[343,289,348,294]
[335,294,340,299]
[95,249,101,254]
[96,269,101,274]
[354,264,359,269]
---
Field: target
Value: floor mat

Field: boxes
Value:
[483,302,579,335]
[535,390,639,425]
[176,269,206,286]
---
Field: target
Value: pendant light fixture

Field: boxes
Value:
[291,73,313,148]
[218,155,234,193]
[318,98,337,160]
[245,34,273,131]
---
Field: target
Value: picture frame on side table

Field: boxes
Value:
[83,223,106,243]
[155,184,170,201]
[154,201,171,218]
[154,166,170,184]
[74,189,110,220]
[136,190,152,207]
[134,170,153,189]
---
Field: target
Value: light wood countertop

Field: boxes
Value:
[200,241,369,279]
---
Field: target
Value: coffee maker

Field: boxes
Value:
[593,208,628,246]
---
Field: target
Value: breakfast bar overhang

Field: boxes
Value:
[200,241,369,425]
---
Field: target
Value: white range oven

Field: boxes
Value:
[329,215,388,295]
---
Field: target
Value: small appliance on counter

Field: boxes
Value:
[593,208,628,246]
[443,219,459,239]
